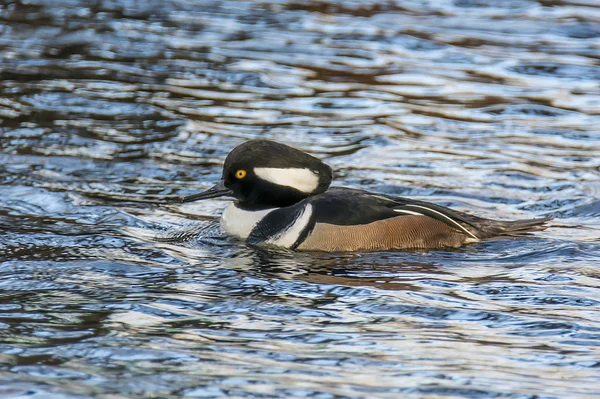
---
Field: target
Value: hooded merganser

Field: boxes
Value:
[182,140,550,252]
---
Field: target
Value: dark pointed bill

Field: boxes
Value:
[181,180,232,203]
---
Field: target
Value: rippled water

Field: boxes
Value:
[1,0,600,398]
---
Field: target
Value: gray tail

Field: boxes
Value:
[465,216,552,239]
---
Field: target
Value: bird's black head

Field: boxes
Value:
[182,140,333,209]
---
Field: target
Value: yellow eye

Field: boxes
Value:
[235,169,247,179]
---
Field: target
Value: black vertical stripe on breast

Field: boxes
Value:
[247,202,315,247]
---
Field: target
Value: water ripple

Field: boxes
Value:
[1,0,600,398]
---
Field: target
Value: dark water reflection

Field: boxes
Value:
[2,0,600,398]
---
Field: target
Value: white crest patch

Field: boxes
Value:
[267,204,313,248]
[254,167,319,193]
[221,203,275,239]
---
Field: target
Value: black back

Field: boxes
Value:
[247,187,550,248]
[247,187,472,248]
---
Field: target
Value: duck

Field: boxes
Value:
[181,139,550,252]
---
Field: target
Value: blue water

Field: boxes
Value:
[1,1,600,398]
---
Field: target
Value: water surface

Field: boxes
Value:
[1,1,600,398]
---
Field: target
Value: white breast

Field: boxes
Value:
[220,203,276,239]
